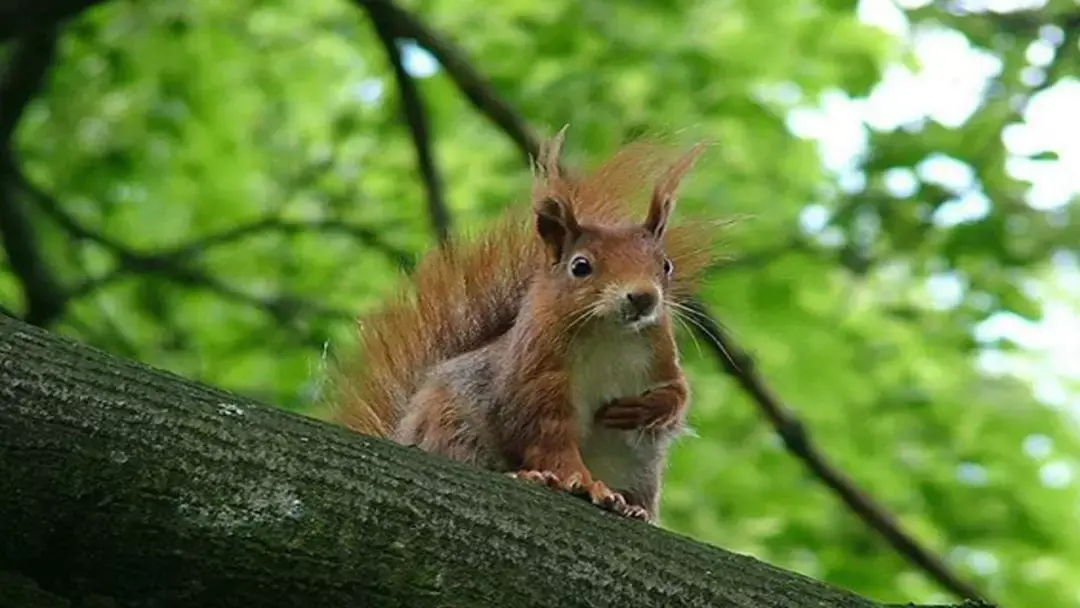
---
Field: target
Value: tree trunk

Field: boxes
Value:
[0,313,977,607]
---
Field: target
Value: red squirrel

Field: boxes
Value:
[332,129,723,522]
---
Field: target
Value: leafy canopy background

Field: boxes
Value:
[2,0,1079,606]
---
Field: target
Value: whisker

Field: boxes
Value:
[666,300,741,374]
[666,299,710,322]
[559,300,605,345]
[670,301,727,336]
[559,306,593,343]
[668,305,710,343]
[666,302,704,360]
[568,301,606,344]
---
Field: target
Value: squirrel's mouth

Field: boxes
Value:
[623,309,660,331]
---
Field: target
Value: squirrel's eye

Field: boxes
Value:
[569,256,593,278]
[663,258,674,276]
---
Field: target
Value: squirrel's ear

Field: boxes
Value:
[645,142,707,239]
[535,196,579,262]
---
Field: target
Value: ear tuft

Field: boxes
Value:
[536,125,570,179]
[645,142,707,238]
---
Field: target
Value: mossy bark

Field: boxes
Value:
[0,314,978,607]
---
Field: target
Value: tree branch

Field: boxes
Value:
[0,0,102,42]
[0,29,63,327]
[365,3,451,244]
[162,216,414,268]
[0,170,64,326]
[66,216,415,300]
[11,169,355,324]
[351,3,991,601]
[351,0,548,168]
[684,298,991,604]
[0,312,985,608]
[0,29,58,143]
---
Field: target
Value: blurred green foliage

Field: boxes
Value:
[3,0,1079,606]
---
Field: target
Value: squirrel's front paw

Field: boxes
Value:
[509,470,649,521]
[595,394,678,431]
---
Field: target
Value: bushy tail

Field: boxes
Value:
[328,209,539,437]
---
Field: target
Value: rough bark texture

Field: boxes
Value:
[0,313,976,608]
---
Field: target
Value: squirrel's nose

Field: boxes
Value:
[626,290,658,318]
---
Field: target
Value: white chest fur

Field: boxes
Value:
[568,330,662,492]
[568,331,654,438]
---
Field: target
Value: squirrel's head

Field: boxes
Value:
[534,195,673,332]
[530,129,706,334]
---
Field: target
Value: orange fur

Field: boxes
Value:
[330,211,535,436]
[329,132,726,453]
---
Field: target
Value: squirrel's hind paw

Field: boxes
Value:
[592,491,650,521]
[508,469,564,489]
[508,469,650,522]
[626,505,651,521]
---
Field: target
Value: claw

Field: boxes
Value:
[508,469,562,489]
[509,469,651,522]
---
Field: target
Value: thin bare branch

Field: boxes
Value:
[366,3,451,244]
[351,0,548,168]
[0,30,57,142]
[160,217,414,268]
[0,169,64,325]
[0,29,63,327]
[684,297,991,604]
[13,169,354,325]
[65,216,415,300]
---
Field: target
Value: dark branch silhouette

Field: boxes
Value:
[366,3,451,244]
[1,11,417,334]
[0,29,64,327]
[683,298,991,603]
[66,216,414,300]
[351,0,547,167]
[12,168,355,325]
[0,0,103,42]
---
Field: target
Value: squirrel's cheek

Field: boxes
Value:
[598,296,621,317]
